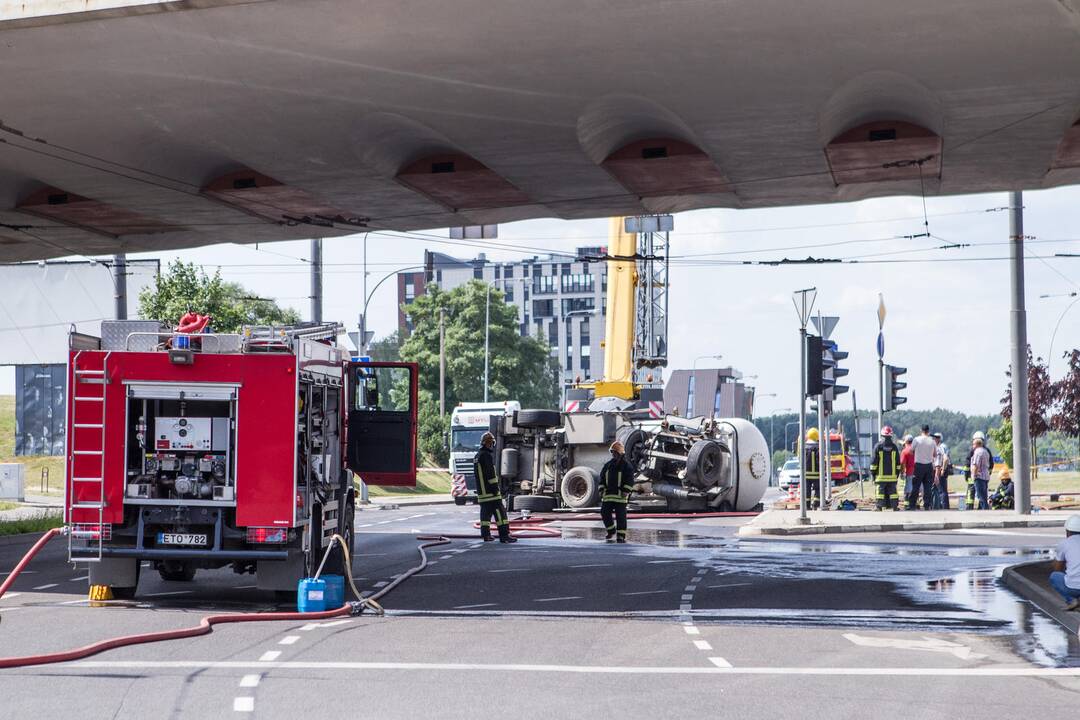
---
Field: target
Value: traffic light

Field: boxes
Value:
[424,249,434,283]
[809,397,833,415]
[884,364,907,411]
[822,339,849,400]
[805,335,823,396]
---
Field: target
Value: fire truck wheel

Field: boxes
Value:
[560,466,599,509]
[513,495,556,512]
[158,561,196,582]
[515,409,561,429]
[111,563,141,599]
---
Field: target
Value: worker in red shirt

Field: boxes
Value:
[899,434,916,509]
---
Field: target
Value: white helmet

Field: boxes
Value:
[972,431,986,441]
[1066,515,1080,533]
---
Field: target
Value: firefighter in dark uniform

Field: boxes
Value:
[803,428,821,510]
[473,432,515,543]
[870,425,901,510]
[599,441,635,543]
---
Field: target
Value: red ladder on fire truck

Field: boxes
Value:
[67,350,111,562]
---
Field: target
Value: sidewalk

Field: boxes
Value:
[1002,560,1080,635]
[738,508,1074,536]
[0,494,63,522]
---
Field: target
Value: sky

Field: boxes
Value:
[5,186,1078,416]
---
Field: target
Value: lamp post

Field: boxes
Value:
[560,308,596,407]
[693,354,723,370]
[360,264,424,356]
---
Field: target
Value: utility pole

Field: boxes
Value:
[439,307,446,418]
[1010,190,1032,515]
[792,287,817,524]
[877,294,886,430]
[483,284,490,403]
[112,253,127,320]
[310,239,323,323]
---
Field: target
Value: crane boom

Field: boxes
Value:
[593,217,639,400]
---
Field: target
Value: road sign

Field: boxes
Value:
[877,294,887,329]
[810,315,839,339]
[625,215,674,233]
[876,331,885,359]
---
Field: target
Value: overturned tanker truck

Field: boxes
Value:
[492,409,770,513]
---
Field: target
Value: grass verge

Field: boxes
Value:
[364,469,452,497]
[0,511,63,536]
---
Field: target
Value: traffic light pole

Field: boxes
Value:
[793,288,816,525]
[878,357,885,429]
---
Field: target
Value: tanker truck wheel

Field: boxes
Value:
[615,426,648,471]
[513,495,556,512]
[515,409,561,429]
[560,466,599,509]
[686,440,723,487]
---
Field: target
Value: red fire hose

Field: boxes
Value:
[0,529,448,670]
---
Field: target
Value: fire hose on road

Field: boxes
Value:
[0,529,450,670]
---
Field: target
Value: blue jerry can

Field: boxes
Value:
[297,578,327,613]
[322,574,344,609]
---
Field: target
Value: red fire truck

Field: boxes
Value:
[65,321,417,598]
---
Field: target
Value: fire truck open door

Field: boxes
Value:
[345,361,418,486]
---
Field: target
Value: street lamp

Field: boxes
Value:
[693,354,723,370]
[560,308,596,407]
[360,264,425,355]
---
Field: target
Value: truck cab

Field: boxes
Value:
[448,401,520,504]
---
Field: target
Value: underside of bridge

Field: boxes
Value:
[0,0,1079,260]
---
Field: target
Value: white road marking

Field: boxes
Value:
[428,561,439,565]
[300,619,354,631]
[708,657,733,668]
[684,585,696,592]
[70,576,88,582]
[679,604,691,612]
[454,603,498,609]
[647,560,694,564]
[145,590,193,597]
[2,592,22,599]
[373,581,389,588]
[258,651,281,662]
[569,564,611,569]
[233,696,254,712]
[951,528,1057,539]
[279,635,301,645]
[620,590,668,596]
[704,583,753,589]
[235,585,257,589]
[534,596,582,602]
[696,569,708,576]
[488,568,529,573]
[0,607,23,613]
[356,524,374,528]
[680,594,693,601]
[238,674,261,688]
[843,633,987,660]
[693,640,713,651]
[72,660,1080,677]
[32,583,59,590]
[353,553,386,557]
[684,627,700,635]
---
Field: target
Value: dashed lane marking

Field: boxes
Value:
[647,560,696,564]
[373,581,389,588]
[704,583,753,590]
[258,651,281,662]
[279,636,301,646]
[300,620,353,631]
[534,596,583,602]
[708,657,733,668]
[145,590,193,597]
[621,590,668,596]
[684,585,696,592]
[454,603,498,609]
[569,563,612,569]
[488,568,529,573]
[680,594,693,601]
[233,697,254,713]
[679,604,691,612]
[693,640,713,651]
[238,674,261,688]
[69,576,88,582]
[32,583,59,590]
[684,627,700,635]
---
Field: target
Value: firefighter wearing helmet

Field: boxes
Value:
[803,428,821,510]
[599,440,635,543]
[870,425,901,510]
[473,432,515,543]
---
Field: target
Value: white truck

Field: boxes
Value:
[449,401,521,505]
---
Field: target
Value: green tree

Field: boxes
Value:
[988,419,1013,469]
[1002,347,1054,477]
[400,281,558,463]
[138,260,300,332]
[1051,349,1080,466]
[367,331,402,362]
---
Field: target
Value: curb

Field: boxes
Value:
[1002,560,1080,635]
[738,515,1068,537]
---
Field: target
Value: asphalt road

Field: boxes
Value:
[1,502,1078,719]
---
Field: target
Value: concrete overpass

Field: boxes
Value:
[0,0,1079,261]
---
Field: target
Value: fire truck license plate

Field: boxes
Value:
[157,533,208,546]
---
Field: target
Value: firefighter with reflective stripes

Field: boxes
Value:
[803,428,821,510]
[870,425,901,510]
[473,432,516,543]
[600,441,635,543]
